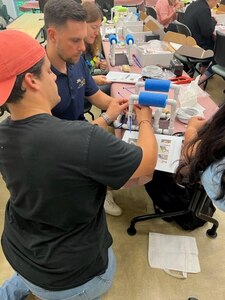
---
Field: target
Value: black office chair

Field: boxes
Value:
[0,4,13,24]
[38,0,48,44]
[177,11,185,23]
[84,99,94,121]
[145,6,157,19]
[173,20,191,36]
[199,31,225,94]
[96,0,114,20]
[0,16,6,29]
[38,0,48,13]
[0,105,5,117]
[211,31,225,83]
[0,104,9,117]
[127,183,219,238]
[173,21,213,77]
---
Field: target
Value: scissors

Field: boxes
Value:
[169,76,194,84]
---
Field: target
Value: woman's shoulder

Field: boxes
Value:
[202,159,225,183]
[201,158,225,210]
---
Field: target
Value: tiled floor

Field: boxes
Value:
[1,75,225,300]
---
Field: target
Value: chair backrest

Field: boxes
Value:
[0,15,6,29]
[146,6,157,19]
[173,20,191,37]
[0,4,11,24]
[95,0,114,19]
[38,0,48,13]
[177,11,185,23]
[214,31,225,67]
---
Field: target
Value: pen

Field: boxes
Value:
[132,54,142,68]
[129,115,132,133]
[122,87,135,94]
[118,91,125,98]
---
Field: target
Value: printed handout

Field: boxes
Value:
[122,131,183,173]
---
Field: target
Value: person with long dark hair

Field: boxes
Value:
[176,107,225,211]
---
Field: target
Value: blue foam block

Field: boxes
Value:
[139,92,167,107]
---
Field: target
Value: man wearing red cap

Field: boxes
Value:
[0,30,157,299]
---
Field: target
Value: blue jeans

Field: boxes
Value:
[0,273,30,300]
[0,247,116,300]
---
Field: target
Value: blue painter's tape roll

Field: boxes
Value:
[145,79,171,92]
[109,34,117,44]
[126,34,134,44]
[139,92,167,107]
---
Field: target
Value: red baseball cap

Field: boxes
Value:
[0,30,45,106]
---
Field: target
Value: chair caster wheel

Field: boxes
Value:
[127,226,136,236]
[206,228,217,238]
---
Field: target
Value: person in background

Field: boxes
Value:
[0,29,158,300]
[182,0,219,88]
[82,1,111,95]
[176,108,225,212]
[155,0,184,31]
[45,0,123,216]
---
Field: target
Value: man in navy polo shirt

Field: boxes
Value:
[44,0,124,216]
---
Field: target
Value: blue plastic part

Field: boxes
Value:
[126,34,134,45]
[139,92,167,108]
[145,79,171,92]
[109,34,117,44]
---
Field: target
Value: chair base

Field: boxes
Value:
[127,185,219,238]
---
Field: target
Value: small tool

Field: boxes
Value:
[169,76,194,85]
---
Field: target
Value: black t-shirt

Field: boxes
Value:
[0,114,142,290]
[183,0,216,50]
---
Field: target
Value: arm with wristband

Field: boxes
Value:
[131,106,158,178]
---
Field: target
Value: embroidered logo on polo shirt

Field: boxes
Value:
[76,77,85,89]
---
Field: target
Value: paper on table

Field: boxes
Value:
[122,131,183,173]
[106,71,142,83]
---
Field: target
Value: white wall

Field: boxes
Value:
[2,0,18,19]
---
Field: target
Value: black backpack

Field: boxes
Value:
[145,170,216,230]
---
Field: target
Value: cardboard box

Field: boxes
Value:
[164,32,214,59]
[122,21,144,37]
[141,15,166,40]
[134,41,173,67]
[175,45,214,59]
[134,30,214,67]
[215,12,225,24]
[133,31,196,68]
[123,24,154,43]
[216,4,225,13]
[133,14,214,60]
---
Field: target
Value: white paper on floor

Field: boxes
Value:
[148,232,201,278]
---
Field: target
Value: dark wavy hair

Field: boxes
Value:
[176,103,225,200]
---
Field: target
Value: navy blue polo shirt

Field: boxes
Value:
[51,57,99,121]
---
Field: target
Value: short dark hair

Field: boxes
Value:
[7,58,44,104]
[44,0,87,29]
